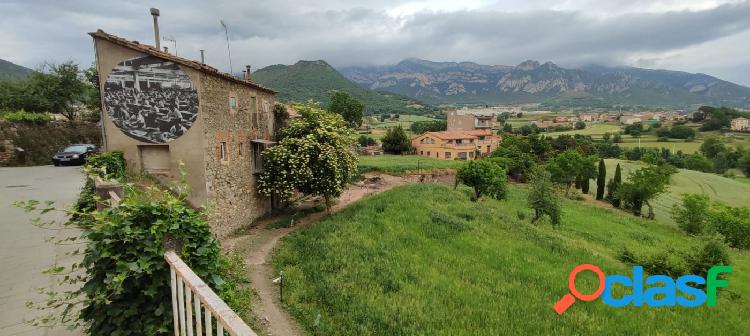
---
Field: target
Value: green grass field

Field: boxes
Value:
[273,183,750,335]
[599,159,750,225]
[358,155,462,174]
[547,123,622,138]
[616,135,704,153]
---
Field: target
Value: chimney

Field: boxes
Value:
[150,8,160,50]
[245,65,252,80]
[200,50,205,64]
[164,46,168,53]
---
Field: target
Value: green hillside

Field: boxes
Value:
[252,60,437,115]
[602,159,750,224]
[273,183,750,335]
[0,58,33,80]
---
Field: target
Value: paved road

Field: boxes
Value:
[0,165,85,336]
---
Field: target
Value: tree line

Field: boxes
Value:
[0,61,100,121]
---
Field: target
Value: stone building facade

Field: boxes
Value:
[90,30,277,237]
[447,109,494,131]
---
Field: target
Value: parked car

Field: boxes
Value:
[52,144,97,166]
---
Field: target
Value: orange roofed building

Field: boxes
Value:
[411,129,501,160]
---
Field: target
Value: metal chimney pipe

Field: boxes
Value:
[150,8,160,50]
[164,46,168,53]
[200,50,205,64]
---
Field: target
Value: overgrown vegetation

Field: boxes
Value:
[17,153,252,334]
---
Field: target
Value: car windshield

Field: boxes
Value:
[63,145,89,153]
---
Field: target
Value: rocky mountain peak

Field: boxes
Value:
[516,60,541,71]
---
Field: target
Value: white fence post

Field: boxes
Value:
[165,251,256,336]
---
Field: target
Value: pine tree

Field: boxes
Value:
[596,158,606,200]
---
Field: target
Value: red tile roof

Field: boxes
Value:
[89,30,276,94]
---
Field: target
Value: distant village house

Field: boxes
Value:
[411,129,501,160]
[731,117,750,131]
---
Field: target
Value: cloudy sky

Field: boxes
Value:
[2,0,750,85]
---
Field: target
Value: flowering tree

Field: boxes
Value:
[257,102,357,210]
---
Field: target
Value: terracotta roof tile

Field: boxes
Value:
[89,30,276,94]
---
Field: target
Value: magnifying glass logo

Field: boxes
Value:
[554,264,606,315]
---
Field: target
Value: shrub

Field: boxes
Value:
[686,234,731,279]
[456,159,507,201]
[672,194,710,235]
[357,135,377,147]
[1,110,52,123]
[84,151,127,181]
[708,204,750,250]
[527,169,562,227]
[669,125,696,139]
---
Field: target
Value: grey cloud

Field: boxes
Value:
[1,0,749,85]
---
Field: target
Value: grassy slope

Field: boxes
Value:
[273,183,750,335]
[252,61,434,115]
[358,155,462,174]
[601,159,750,224]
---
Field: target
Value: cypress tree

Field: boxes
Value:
[581,177,590,194]
[596,158,606,200]
[610,163,622,207]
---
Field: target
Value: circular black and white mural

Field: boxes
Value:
[103,56,198,143]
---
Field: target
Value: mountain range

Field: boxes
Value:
[252,60,436,115]
[0,59,34,80]
[339,58,750,109]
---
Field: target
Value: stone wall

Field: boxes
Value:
[200,74,276,238]
[0,121,101,166]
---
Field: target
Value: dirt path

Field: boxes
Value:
[224,173,425,336]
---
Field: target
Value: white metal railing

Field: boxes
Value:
[165,251,257,336]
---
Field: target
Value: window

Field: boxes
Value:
[427,151,430,157]
[220,142,227,161]
[250,97,257,128]
[252,142,264,173]
[445,152,452,159]
[229,96,238,113]
[238,142,244,157]
[139,145,170,174]
[420,151,423,155]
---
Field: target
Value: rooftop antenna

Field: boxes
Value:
[220,19,233,74]
[150,8,160,50]
[163,35,176,55]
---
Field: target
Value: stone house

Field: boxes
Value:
[411,129,501,160]
[447,109,495,131]
[90,30,277,238]
[731,117,750,131]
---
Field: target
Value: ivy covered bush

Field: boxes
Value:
[19,154,251,335]
[84,151,127,181]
